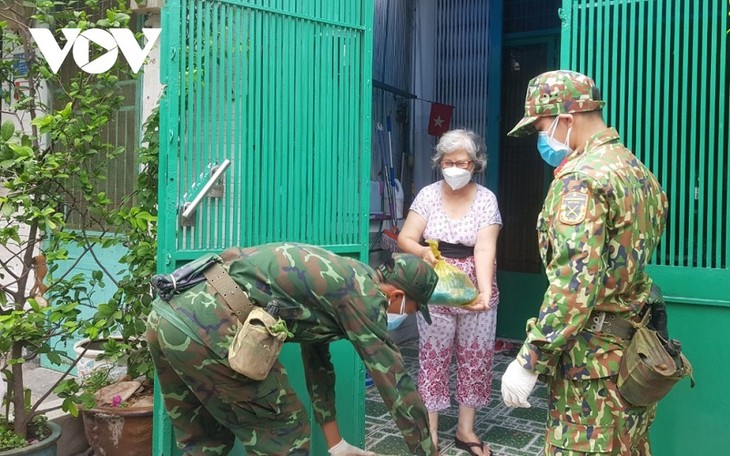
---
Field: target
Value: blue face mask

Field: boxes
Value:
[386,295,407,330]
[387,312,408,330]
[537,116,572,167]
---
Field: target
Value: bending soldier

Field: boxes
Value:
[147,242,440,456]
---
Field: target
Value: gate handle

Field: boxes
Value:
[181,159,231,222]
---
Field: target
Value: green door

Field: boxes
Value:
[156,1,374,454]
[561,0,730,453]
[497,33,560,340]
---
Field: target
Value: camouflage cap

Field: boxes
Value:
[377,253,438,324]
[507,70,605,137]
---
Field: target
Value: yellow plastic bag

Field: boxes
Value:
[426,239,479,306]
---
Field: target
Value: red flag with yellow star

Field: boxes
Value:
[427,103,453,136]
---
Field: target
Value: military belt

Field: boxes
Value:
[587,310,637,340]
[203,262,254,324]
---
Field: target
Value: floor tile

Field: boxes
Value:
[366,338,546,456]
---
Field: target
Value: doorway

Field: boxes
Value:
[497,38,558,274]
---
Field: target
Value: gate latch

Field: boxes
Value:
[180,159,231,227]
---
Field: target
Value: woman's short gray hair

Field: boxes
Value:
[431,128,488,174]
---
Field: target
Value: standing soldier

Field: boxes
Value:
[147,242,439,456]
[500,70,669,455]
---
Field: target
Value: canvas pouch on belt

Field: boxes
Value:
[616,302,695,407]
[228,307,288,380]
[203,263,288,380]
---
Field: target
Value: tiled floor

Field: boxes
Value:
[365,339,547,456]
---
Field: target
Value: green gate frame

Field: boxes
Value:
[561,0,730,453]
[155,1,374,454]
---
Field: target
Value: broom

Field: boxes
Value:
[377,121,401,253]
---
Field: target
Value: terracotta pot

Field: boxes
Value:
[81,406,152,456]
[0,422,62,456]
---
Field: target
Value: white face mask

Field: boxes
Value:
[442,167,472,190]
[387,295,407,330]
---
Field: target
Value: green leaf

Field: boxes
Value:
[0,121,14,141]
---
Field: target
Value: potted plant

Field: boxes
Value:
[0,0,155,452]
[67,106,159,456]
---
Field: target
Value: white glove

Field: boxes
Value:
[328,439,377,456]
[501,359,539,408]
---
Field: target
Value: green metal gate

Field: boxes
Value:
[156,1,374,454]
[561,0,729,453]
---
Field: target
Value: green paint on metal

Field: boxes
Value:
[561,2,730,454]
[156,1,374,454]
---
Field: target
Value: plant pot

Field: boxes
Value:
[0,421,62,456]
[81,405,153,456]
[73,336,127,380]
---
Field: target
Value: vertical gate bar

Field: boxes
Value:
[350,30,359,243]
[203,1,213,250]
[299,19,309,242]
[708,0,720,267]
[720,0,729,267]
[662,0,674,264]
[253,9,263,244]
[214,3,226,249]
[276,10,285,241]
[247,6,256,244]
[583,0,592,77]
[338,26,347,244]
[608,1,619,129]
[284,14,295,240]
[676,0,689,267]
[696,0,709,267]
[625,1,635,153]
[651,0,665,264]
[599,0,609,109]
[325,22,335,245]
[269,12,279,240]
[686,0,699,267]
[212,3,222,249]
[242,7,252,246]
[227,7,237,246]
[184,0,198,250]
[265,11,275,241]
[615,1,625,136]
[360,0,373,259]
[281,11,290,241]
[581,0,590,74]
[192,1,203,248]
[590,1,600,92]
[560,0,572,67]
[312,22,322,245]
[635,0,646,165]
[154,0,182,450]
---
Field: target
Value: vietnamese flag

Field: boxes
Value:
[428,103,454,136]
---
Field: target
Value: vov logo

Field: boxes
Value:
[29,28,161,74]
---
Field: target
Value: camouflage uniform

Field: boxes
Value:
[508,71,669,455]
[146,242,438,456]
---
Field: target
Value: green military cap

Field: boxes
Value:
[377,253,438,324]
[508,70,606,137]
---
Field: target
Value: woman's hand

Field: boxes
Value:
[462,290,491,312]
[420,245,437,266]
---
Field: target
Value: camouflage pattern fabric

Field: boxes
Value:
[147,242,436,456]
[546,372,656,455]
[515,128,668,453]
[508,70,606,137]
[147,305,310,456]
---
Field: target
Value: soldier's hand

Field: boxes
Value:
[501,359,538,408]
[328,439,377,456]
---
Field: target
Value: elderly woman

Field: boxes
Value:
[398,129,501,456]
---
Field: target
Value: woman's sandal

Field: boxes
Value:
[454,436,492,456]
